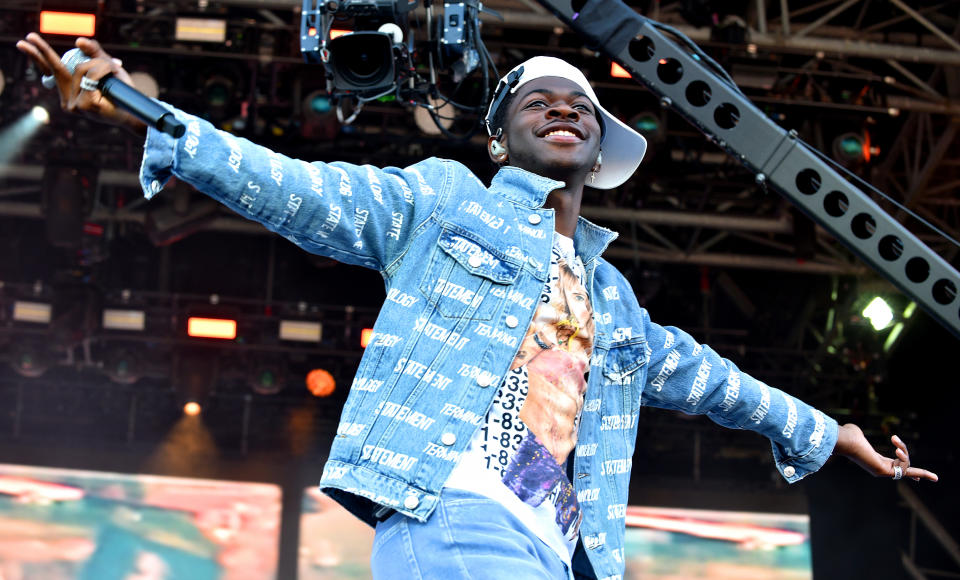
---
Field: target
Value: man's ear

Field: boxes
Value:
[488,135,508,164]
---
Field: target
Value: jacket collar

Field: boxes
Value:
[491,166,563,208]
[573,216,618,264]
[490,166,619,264]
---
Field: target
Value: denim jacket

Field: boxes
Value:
[140,108,839,580]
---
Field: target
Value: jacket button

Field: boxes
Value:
[476,373,493,387]
[505,315,519,328]
[441,432,457,446]
[528,214,542,225]
[468,254,483,268]
[783,466,796,477]
[403,495,420,510]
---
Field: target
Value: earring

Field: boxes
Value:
[590,172,596,184]
[596,151,603,166]
[490,140,507,156]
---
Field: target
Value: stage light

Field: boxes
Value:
[629,112,663,143]
[0,69,5,97]
[9,342,50,378]
[307,92,333,115]
[203,76,234,109]
[0,107,52,169]
[306,369,335,397]
[129,71,159,100]
[187,317,237,340]
[610,62,631,79]
[183,401,202,416]
[175,17,227,43]
[330,29,351,39]
[360,328,374,348]
[39,11,96,36]
[102,347,143,384]
[102,308,145,331]
[863,297,893,331]
[833,132,878,163]
[31,106,50,124]
[413,97,454,136]
[279,320,322,343]
[301,90,339,139]
[13,301,51,324]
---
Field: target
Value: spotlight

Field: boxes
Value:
[301,90,338,139]
[306,368,335,397]
[102,308,146,332]
[183,401,202,416]
[9,342,50,378]
[175,17,227,43]
[629,112,663,143]
[279,319,322,343]
[249,357,285,395]
[31,106,50,124]
[102,347,143,384]
[39,11,96,37]
[129,71,159,100]
[187,317,237,340]
[13,301,51,324]
[360,328,374,348]
[833,132,878,164]
[862,296,893,331]
[413,97,454,136]
[610,62,631,79]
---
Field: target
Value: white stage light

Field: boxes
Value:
[31,106,50,124]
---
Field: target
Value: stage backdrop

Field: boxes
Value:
[0,463,281,580]
[299,489,812,579]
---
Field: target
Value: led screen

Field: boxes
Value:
[299,490,811,579]
[0,463,281,579]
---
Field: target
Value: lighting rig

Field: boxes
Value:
[300,0,498,136]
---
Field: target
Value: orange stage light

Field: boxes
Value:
[187,317,237,339]
[39,11,96,36]
[360,328,374,348]
[306,369,336,397]
[330,29,351,39]
[183,401,202,416]
[610,62,632,79]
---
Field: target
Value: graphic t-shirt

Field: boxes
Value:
[446,233,594,563]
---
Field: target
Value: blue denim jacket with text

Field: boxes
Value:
[139,108,838,580]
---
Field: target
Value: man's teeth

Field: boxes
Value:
[546,130,577,138]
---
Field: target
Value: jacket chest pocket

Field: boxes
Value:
[599,340,648,416]
[418,228,521,321]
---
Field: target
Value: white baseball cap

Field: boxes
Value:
[484,56,647,190]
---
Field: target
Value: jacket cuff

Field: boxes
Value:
[138,103,182,200]
[772,411,839,483]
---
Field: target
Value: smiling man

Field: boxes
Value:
[16,35,938,580]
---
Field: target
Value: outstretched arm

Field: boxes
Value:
[834,423,938,482]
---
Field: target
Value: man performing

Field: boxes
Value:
[17,33,938,580]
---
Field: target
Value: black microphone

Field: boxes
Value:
[42,48,185,138]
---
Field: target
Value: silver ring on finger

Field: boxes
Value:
[80,75,99,91]
[893,465,903,480]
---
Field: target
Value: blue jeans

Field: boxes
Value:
[371,489,572,580]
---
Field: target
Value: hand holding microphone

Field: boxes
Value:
[16,34,183,137]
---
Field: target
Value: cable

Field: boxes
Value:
[647,19,744,97]
[799,139,960,251]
